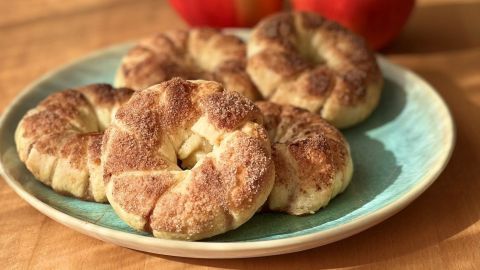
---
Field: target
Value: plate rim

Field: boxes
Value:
[0,43,455,258]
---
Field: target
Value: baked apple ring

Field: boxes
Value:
[248,12,383,128]
[115,28,259,100]
[257,101,353,215]
[15,84,133,202]
[102,78,274,240]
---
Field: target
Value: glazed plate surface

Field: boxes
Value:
[0,34,454,258]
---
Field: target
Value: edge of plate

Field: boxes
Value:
[0,44,455,259]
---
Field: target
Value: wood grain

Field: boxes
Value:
[1,0,479,269]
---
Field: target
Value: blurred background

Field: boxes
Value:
[1,0,479,112]
[168,0,415,50]
[2,0,479,111]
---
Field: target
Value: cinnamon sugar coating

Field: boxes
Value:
[15,84,134,202]
[248,12,383,128]
[116,28,259,100]
[256,101,353,215]
[103,78,274,240]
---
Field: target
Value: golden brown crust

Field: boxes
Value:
[58,134,89,170]
[87,133,103,166]
[251,50,309,78]
[256,101,353,215]
[248,12,383,128]
[255,12,297,51]
[111,173,178,224]
[103,130,173,181]
[114,90,165,141]
[201,91,262,131]
[79,84,133,106]
[15,84,133,202]
[158,78,198,129]
[22,91,87,138]
[116,28,259,100]
[150,158,229,236]
[103,78,274,240]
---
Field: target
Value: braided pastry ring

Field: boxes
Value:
[15,84,133,202]
[247,12,383,128]
[257,102,353,215]
[102,78,274,240]
[115,28,258,100]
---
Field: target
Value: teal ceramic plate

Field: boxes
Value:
[0,33,454,258]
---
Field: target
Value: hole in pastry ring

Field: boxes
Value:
[247,12,384,128]
[115,28,259,100]
[14,84,134,202]
[257,101,353,215]
[102,78,275,240]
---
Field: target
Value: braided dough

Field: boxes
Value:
[15,84,133,202]
[102,78,275,240]
[257,102,353,215]
[115,28,258,100]
[248,12,383,128]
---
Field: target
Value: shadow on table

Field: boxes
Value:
[144,67,479,269]
[385,1,480,54]
[202,79,403,243]
[139,3,480,262]
[141,80,401,266]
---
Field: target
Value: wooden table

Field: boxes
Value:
[1,0,479,269]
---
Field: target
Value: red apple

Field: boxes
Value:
[169,0,283,28]
[292,0,415,50]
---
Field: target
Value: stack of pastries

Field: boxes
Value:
[14,12,382,240]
